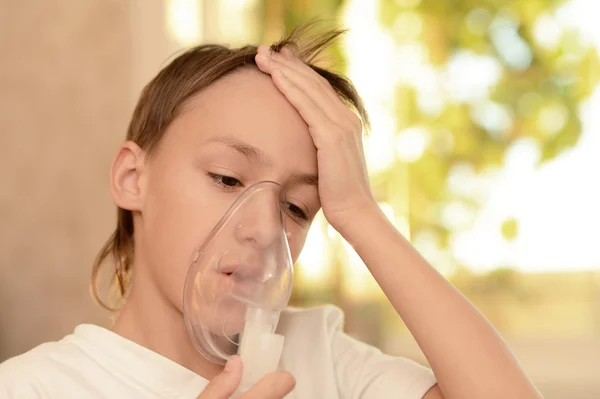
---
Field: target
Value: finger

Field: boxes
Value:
[271,49,324,86]
[197,356,242,399]
[277,47,334,90]
[257,44,270,54]
[277,47,350,110]
[256,52,357,130]
[241,370,296,399]
[268,68,337,146]
[257,49,341,109]
[255,54,337,122]
[277,47,365,134]
[277,61,356,129]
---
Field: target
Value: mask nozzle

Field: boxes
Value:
[237,307,285,393]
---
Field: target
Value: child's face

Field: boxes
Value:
[136,69,319,311]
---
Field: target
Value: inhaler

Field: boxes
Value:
[182,181,294,393]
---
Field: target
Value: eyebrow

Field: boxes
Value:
[205,135,272,166]
[203,135,319,187]
[289,172,319,187]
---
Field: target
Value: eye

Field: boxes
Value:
[208,173,242,190]
[283,202,308,221]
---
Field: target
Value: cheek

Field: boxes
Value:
[140,166,232,305]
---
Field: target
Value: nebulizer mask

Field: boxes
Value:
[183,181,294,392]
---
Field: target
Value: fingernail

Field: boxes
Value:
[256,53,269,63]
[225,355,237,372]
[273,69,284,78]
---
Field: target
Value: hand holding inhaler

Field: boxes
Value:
[196,355,295,399]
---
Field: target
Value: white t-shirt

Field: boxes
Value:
[0,305,436,399]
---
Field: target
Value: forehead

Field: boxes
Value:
[171,69,316,170]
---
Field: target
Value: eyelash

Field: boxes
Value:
[208,172,242,190]
[207,173,309,221]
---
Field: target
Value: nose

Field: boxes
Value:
[234,188,285,250]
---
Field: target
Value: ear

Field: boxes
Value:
[110,141,146,211]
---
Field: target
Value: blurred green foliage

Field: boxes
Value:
[262,0,599,263]
[260,0,600,335]
[379,0,599,249]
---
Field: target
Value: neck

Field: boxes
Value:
[111,268,224,380]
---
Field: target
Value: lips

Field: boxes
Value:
[215,264,262,299]
[217,263,267,282]
[217,264,239,276]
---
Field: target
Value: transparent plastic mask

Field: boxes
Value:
[183,181,294,366]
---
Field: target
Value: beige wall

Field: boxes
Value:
[0,0,251,364]
[0,0,138,361]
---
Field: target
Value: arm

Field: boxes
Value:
[254,46,541,399]
[341,206,541,399]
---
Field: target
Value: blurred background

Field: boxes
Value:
[1,0,599,398]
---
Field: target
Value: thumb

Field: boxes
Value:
[197,356,243,399]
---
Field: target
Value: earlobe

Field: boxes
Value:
[110,141,146,211]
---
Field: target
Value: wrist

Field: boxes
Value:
[332,202,389,245]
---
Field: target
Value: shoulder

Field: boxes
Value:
[1,340,63,373]
[278,304,345,338]
[277,305,437,399]
[0,340,68,397]
[0,326,104,398]
[1,328,94,375]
